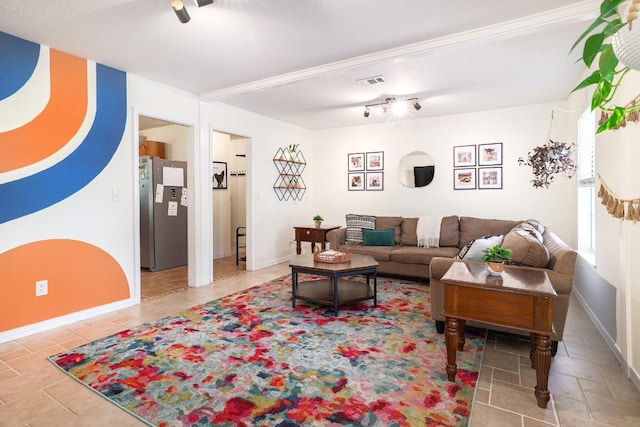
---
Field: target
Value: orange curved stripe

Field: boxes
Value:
[0,49,88,172]
[0,239,130,332]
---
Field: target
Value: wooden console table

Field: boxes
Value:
[441,261,557,409]
[294,225,340,255]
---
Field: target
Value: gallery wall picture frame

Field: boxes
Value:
[453,145,476,167]
[478,143,503,166]
[348,172,365,191]
[366,172,384,191]
[453,168,476,190]
[348,152,365,171]
[366,151,384,171]
[478,167,503,189]
[212,161,228,189]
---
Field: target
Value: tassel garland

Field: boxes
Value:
[597,176,640,222]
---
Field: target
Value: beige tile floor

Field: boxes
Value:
[1,259,639,426]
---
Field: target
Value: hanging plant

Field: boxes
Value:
[570,0,640,133]
[518,139,577,188]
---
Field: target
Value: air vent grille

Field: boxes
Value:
[357,76,385,85]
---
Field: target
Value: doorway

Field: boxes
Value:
[212,131,248,267]
[138,115,190,299]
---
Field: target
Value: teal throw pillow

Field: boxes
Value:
[362,228,395,246]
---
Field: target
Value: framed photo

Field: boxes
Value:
[478,143,503,166]
[348,172,365,191]
[478,167,503,189]
[348,153,365,171]
[212,161,227,189]
[366,172,384,191]
[366,151,384,170]
[453,168,476,190]
[453,145,476,167]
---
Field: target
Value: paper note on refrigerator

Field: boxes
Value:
[155,184,164,203]
[163,167,184,187]
[181,188,188,207]
[168,201,178,216]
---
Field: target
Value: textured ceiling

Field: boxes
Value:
[0,0,599,129]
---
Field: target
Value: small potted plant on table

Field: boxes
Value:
[313,215,324,228]
[482,244,513,276]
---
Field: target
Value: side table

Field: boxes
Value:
[441,261,557,409]
[294,225,340,255]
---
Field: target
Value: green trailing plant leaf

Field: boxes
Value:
[598,106,627,132]
[583,33,604,66]
[570,0,634,133]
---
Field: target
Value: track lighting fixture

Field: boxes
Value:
[193,0,216,7]
[171,0,218,23]
[363,97,422,118]
[171,0,190,23]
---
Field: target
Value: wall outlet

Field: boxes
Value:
[36,280,48,297]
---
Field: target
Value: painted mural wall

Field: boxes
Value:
[0,32,130,334]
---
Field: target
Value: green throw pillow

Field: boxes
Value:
[362,228,395,246]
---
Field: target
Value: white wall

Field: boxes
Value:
[311,101,577,246]
[206,103,315,270]
[591,70,640,379]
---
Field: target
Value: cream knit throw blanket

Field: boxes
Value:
[417,216,442,248]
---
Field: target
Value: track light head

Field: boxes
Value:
[193,0,216,7]
[364,106,371,118]
[172,0,190,23]
[412,99,422,111]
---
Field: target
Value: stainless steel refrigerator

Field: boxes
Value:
[139,156,188,271]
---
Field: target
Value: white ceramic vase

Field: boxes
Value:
[612,1,640,71]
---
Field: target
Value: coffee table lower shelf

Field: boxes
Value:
[295,279,375,310]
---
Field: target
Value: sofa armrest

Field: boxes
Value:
[327,227,346,249]
[428,257,458,323]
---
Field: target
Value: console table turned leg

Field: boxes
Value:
[532,333,552,409]
[445,317,460,381]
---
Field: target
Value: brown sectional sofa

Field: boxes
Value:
[327,215,577,350]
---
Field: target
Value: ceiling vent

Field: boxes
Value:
[357,76,385,85]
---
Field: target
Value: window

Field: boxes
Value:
[577,108,596,256]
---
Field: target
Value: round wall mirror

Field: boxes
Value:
[398,151,435,188]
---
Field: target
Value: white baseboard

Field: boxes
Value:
[573,289,640,390]
[0,298,138,344]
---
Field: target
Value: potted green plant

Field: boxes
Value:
[482,245,513,276]
[570,0,640,132]
[313,215,324,228]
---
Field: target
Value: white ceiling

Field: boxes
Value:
[0,0,599,130]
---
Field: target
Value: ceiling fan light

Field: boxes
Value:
[172,0,191,23]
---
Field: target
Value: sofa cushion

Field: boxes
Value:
[375,216,403,244]
[459,216,521,248]
[400,217,419,246]
[455,234,504,261]
[362,228,395,246]
[439,215,460,247]
[337,244,392,262]
[345,214,376,244]
[390,246,460,265]
[502,225,549,268]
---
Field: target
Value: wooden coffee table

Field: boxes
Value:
[289,253,379,315]
[441,261,557,409]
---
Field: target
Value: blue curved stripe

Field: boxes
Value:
[0,32,40,100]
[0,64,126,224]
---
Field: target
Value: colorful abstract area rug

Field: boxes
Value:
[49,275,486,426]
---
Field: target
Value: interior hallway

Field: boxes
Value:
[0,259,639,426]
